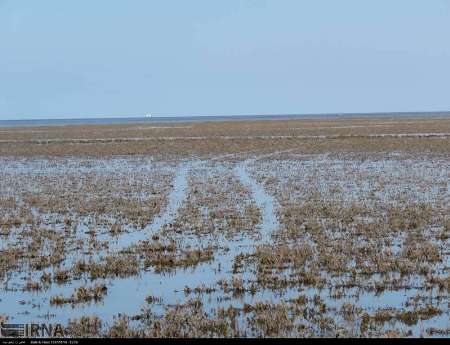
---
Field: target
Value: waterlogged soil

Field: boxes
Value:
[0,149,449,337]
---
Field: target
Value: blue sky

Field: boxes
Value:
[1,0,449,119]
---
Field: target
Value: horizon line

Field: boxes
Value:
[2,110,450,122]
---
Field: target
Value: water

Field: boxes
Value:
[106,162,192,252]
[1,111,450,128]
[1,152,449,336]
[235,161,280,243]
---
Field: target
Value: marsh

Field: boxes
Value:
[0,116,449,337]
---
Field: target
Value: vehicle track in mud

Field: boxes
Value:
[107,161,192,252]
[1,149,449,337]
[235,160,280,244]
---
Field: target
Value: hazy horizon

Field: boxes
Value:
[1,1,450,120]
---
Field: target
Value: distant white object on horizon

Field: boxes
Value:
[145,113,152,118]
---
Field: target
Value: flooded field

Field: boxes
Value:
[1,116,449,337]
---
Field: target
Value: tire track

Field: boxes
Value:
[107,162,191,252]
[235,159,280,243]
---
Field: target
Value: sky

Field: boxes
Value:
[1,0,450,120]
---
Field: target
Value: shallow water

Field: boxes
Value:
[235,161,280,243]
[4,112,448,128]
[1,154,449,337]
[106,162,191,252]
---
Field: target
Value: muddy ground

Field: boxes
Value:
[0,116,449,337]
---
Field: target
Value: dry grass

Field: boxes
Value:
[1,116,450,157]
[0,116,449,338]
